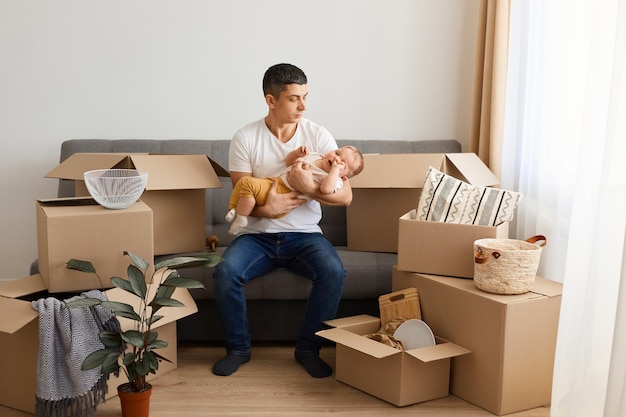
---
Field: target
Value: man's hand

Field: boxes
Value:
[252,179,306,218]
[286,160,317,194]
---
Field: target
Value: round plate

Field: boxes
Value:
[392,319,436,350]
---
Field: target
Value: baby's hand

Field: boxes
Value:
[297,146,309,157]
[331,159,345,171]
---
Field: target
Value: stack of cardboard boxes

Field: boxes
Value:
[0,153,226,414]
[321,152,563,415]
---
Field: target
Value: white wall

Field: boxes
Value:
[0,0,480,279]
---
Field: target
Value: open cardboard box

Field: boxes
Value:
[347,153,499,252]
[397,209,509,278]
[392,267,562,415]
[317,314,470,407]
[0,272,197,415]
[36,197,154,293]
[45,153,228,255]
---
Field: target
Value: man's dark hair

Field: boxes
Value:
[262,63,307,98]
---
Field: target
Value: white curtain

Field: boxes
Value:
[502,1,626,416]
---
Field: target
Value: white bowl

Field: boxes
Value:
[392,319,436,350]
[84,169,148,209]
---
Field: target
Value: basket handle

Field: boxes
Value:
[474,248,501,264]
[526,235,547,247]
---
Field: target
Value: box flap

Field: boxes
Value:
[129,154,222,190]
[444,153,500,187]
[207,157,230,178]
[316,327,401,359]
[0,274,47,299]
[45,153,224,190]
[0,297,40,334]
[0,275,45,334]
[349,154,444,188]
[37,196,100,209]
[324,314,382,335]
[324,314,380,328]
[405,337,471,362]
[45,153,132,180]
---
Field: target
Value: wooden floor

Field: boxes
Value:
[2,343,550,417]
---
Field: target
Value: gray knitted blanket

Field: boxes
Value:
[32,290,121,417]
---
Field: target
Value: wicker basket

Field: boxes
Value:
[473,235,546,294]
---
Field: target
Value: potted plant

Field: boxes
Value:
[64,251,221,417]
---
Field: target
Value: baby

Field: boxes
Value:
[226,145,364,235]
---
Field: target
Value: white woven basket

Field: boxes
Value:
[473,235,546,295]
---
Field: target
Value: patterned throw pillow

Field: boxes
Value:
[416,166,522,226]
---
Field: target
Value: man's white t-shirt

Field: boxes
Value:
[229,118,338,234]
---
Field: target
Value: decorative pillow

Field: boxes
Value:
[416,166,522,226]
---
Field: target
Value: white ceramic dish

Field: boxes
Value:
[392,319,436,350]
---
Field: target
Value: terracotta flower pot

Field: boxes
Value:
[117,383,152,417]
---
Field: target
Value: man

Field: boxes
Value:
[212,63,352,378]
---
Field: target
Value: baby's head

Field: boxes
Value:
[322,146,364,178]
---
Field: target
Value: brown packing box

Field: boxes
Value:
[317,314,470,407]
[397,209,509,278]
[36,198,154,293]
[347,153,499,252]
[392,267,562,415]
[0,273,197,415]
[45,153,227,255]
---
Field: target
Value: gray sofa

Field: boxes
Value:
[36,138,462,342]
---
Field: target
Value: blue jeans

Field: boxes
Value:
[213,232,345,356]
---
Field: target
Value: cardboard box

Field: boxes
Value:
[317,314,469,407]
[392,267,562,415]
[45,153,227,255]
[0,273,197,415]
[36,198,154,293]
[397,209,509,278]
[347,153,499,252]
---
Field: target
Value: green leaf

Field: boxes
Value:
[146,314,164,326]
[126,360,138,382]
[123,352,137,367]
[128,265,147,298]
[121,330,144,348]
[155,254,222,271]
[100,301,140,322]
[144,350,160,371]
[110,276,133,293]
[101,352,121,374]
[64,298,102,309]
[150,297,185,309]
[147,339,168,350]
[66,259,96,274]
[136,356,151,376]
[98,330,124,348]
[113,310,142,321]
[124,251,150,272]
[81,349,115,370]
[153,350,173,364]
[156,285,176,300]
[162,276,205,289]
[147,315,164,326]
